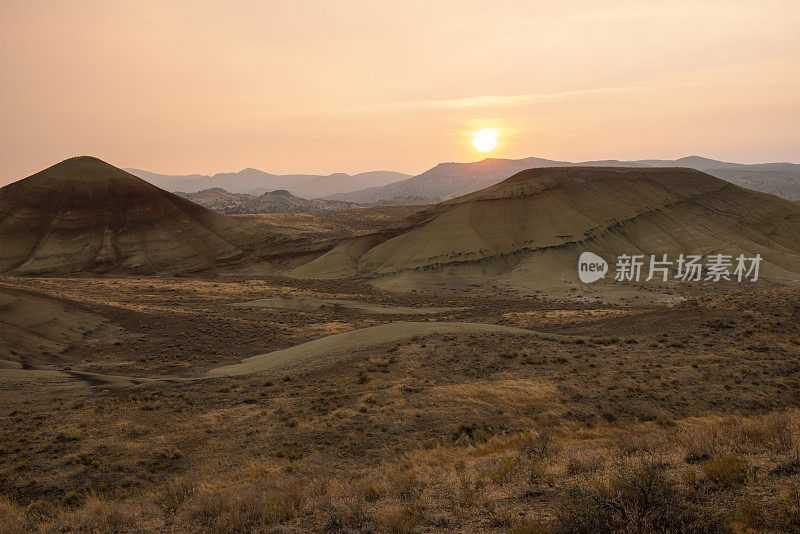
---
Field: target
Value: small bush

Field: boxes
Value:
[155,479,195,514]
[376,504,416,534]
[0,496,27,534]
[734,496,764,530]
[321,494,367,531]
[701,453,748,488]
[775,483,800,529]
[58,495,139,532]
[554,463,727,533]
[520,430,553,458]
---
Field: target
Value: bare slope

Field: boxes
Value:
[0,157,269,274]
[0,289,117,365]
[207,321,537,377]
[295,167,800,284]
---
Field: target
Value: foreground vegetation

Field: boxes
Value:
[2,409,799,532]
[2,278,799,532]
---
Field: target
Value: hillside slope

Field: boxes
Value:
[295,167,800,286]
[0,157,271,274]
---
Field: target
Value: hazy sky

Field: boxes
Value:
[1,0,799,184]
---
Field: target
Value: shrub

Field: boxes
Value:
[155,479,195,514]
[376,504,416,534]
[554,463,727,533]
[0,496,27,534]
[520,430,553,459]
[734,496,764,530]
[187,486,302,532]
[701,453,748,488]
[58,495,139,532]
[775,483,800,529]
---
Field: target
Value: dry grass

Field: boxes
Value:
[4,409,798,531]
[2,278,800,531]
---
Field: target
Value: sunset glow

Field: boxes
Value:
[471,129,498,153]
[0,1,799,182]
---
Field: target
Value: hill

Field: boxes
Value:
[175,187,360,214]
[295,167,800,288]
[327,156,800,203]
[0,157,272,275]
[127,167,410,198]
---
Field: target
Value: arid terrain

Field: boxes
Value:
[1,273,800,533]
[5,1,800,531]
[2,160,800,533]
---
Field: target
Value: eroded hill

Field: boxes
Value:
[0,157,273,274]
[296,167,800,289]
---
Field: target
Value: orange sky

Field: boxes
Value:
[1,0,799,184]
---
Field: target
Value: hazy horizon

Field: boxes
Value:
[2,0,799,186]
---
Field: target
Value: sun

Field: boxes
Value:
[471,128,498,153]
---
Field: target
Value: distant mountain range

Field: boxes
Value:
[128,156,800,208]
[176,188,359,214]
[325,156,800,203]
[126,168,411,198]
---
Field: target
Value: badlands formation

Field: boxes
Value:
[2,158,800,533]
[295,167,800,289]
[0,157,272,275]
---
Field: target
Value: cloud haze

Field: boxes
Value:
[1,0,798,184]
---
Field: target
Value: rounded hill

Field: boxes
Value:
[0,157,265,274]
[293,166,800,285]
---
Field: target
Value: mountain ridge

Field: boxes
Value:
[126,167,411,198]
[325,156,800,203]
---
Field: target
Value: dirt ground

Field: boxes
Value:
[1,275,799,532]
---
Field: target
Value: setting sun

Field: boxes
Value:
[471,128,498,153]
